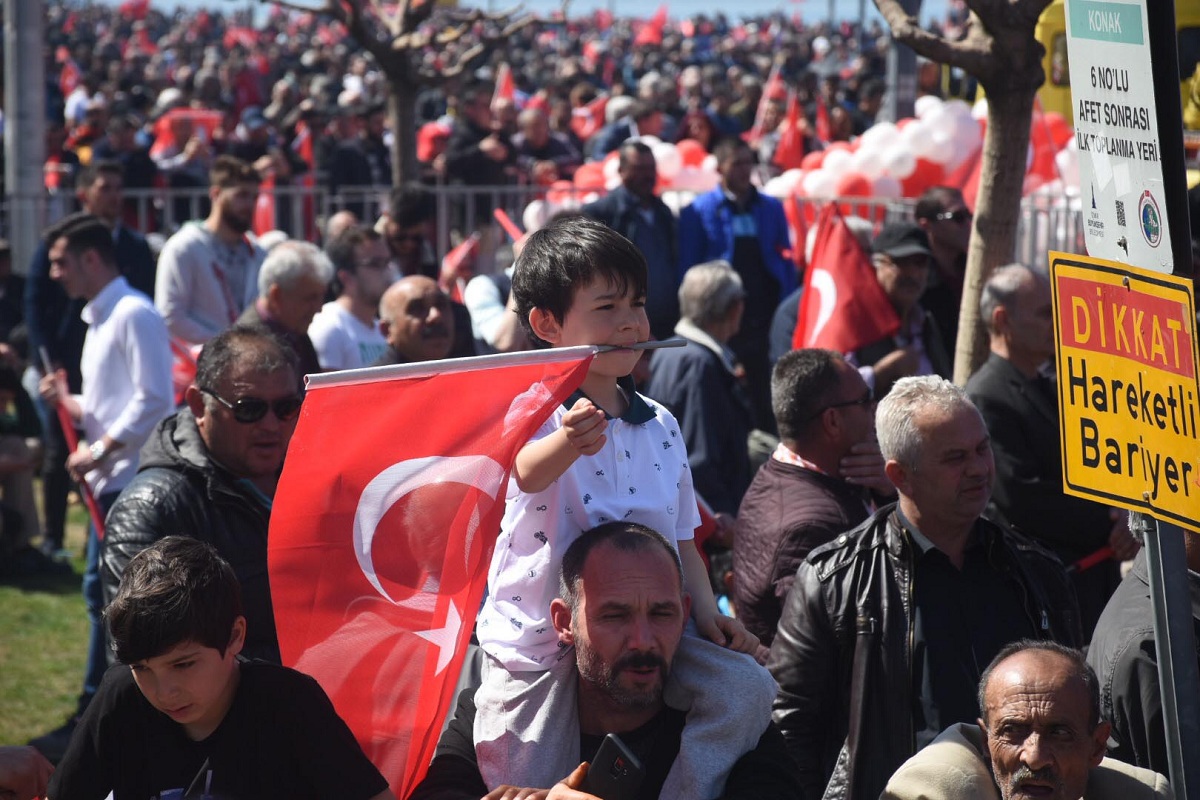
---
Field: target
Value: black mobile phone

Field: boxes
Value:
[580,733,644,800]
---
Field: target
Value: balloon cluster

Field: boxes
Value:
[521,97,1078,232]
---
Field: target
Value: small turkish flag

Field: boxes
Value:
[793,204,900,352]
[269,349,593,798]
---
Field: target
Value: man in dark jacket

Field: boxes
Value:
[100,325,303,664]
[582,141,679,340]
[966,264,1136,638]
[734,349,889,647]
[768,375,1082,800]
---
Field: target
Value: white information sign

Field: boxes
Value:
[1064,0,1173,273]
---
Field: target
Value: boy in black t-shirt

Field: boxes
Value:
[49,537,395,800]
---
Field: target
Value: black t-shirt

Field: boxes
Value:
[50,660,389,800]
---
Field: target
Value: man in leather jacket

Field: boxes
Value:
[100,324,302,664]
[767,376,1082,800]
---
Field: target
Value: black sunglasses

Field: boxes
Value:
[201,388,304,424]
[807,388,875,420]
[935,209,971,223]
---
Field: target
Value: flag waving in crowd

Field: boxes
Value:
[268,348,594,798]
[794,204,899,352]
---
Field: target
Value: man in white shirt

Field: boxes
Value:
[308,225,390,370]
[35,213,173,756]
[154,156,265,348]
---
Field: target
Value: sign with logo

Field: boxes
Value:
[1064,0,1173,272]
[1051,251,1200,530]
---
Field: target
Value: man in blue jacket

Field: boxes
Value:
[679,136,797,432]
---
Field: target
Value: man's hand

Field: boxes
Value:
[37,370,65,407]
[66,442,100,483]
[0,745,53,800]
[839,441,896,496]
[546,762,600,800]
[562,398,607,456]
[483,786,550,800]
[480,135,509,162]
[696,612,760,656]
[1108,508,1141,561]
[872,346,920,388]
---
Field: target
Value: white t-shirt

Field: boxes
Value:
[477,390,700,670]
[308,302,388,370]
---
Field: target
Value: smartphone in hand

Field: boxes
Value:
[580,733,644,800]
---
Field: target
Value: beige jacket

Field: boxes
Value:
[880,723,1173,800]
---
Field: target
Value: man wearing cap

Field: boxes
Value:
[853,222,951,398]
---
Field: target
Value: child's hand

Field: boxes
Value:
[562,398,607,456]
[696,612,760,656]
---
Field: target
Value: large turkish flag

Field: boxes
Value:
[269,348,593,798]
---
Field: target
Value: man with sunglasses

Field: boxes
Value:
[768,376,1081,800]
[733,349,891,648]
[101,325,304,665]
[915,187,973,349]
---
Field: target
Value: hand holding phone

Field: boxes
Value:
[578,734,644,800]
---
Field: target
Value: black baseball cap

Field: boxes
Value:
[872,222,932,259]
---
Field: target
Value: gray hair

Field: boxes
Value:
[980,263,1045,334]
[876,375,979,467]
[678,260,744,328]
[257,240,334,298]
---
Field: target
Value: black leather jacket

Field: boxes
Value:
[767,504,1082,800]
[100,409,280,663]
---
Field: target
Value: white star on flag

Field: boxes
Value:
[415,601,463,676]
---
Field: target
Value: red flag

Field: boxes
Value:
[119,0,150,19]
[492,63,515,113]
[59,57,82,100]
[571,95,608,142]
[440,233,481,302]
[253,173,277,237]
[772,90,807,172]
[747,62,783,144]
[814,96,831,143]
[269,349,594,798]
[783,193,809,272]
[633,5,668,46]
[793,204,900,352]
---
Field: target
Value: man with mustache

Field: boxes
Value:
[155,156,265,349]
[881,641,1170,800]
[410,522,801,799]
[372,276,456,366]
[768,376,1082,800]
[853,223,952,399]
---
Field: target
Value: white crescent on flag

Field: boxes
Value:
[807,268,838,345]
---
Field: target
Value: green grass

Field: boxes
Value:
[0,508,89,746]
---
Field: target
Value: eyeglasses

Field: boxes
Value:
[934,209,971,223]
[807,388,875,419]
[201,388,304,424]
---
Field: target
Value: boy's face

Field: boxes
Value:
[534,277,649,378]
[129,617,246,741]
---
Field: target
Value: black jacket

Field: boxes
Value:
[767,504,1082,800]
[1087,550,1200,774]
[100,409,280,663]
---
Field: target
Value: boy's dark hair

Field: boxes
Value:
[43,213,118,267]
[511,216,648,348]
[209,155,261,190]
[105,536,244,664]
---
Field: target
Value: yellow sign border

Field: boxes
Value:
[1049,250,1200,532]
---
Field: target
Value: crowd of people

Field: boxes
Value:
[0,2,1192,800]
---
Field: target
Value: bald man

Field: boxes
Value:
[372,276,456,365]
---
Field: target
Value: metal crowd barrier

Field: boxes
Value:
[6,183,1085,270]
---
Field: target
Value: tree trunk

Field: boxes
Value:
[952,87,1037,385]
[388,76,419,185]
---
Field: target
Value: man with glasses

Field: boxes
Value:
[32,213,173,759]
[855,222,952,398]
[734,349,891,647]
[915,187,973,349]
[309,225,390,370]
[768,376,1081,800]
[101,325,303,665]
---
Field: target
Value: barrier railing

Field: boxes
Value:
[6,182,1084,270]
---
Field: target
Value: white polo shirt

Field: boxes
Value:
[478,383,701,670]
[308,301,388,370]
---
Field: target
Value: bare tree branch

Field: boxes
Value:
[873,0,995,78]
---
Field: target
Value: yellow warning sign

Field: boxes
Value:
[1050,251,1200,531]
